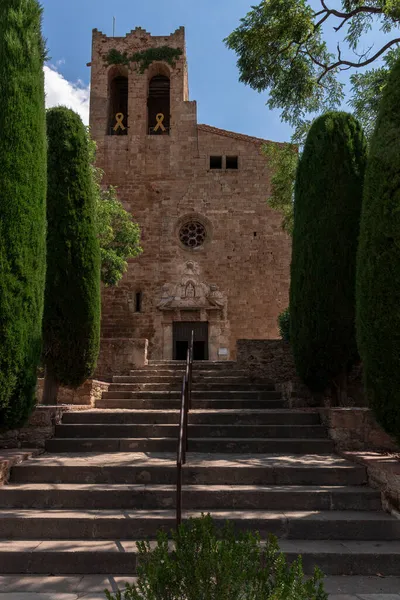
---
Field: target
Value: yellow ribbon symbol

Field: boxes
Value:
[113,113,126,132]
[154,113,166,132]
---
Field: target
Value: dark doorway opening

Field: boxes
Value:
[175,341,188,361]
[173,322,209,361]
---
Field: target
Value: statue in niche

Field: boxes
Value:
[208,284,224,308]
[184,282,196,299]
[157,284,173,309]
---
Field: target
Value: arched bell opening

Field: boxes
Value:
[107,67,128,136]
[148,75,170,135]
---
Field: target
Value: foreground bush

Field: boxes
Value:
[0,0,47,428]
[290,112,367,397]
[42,107,101,404]
[356,56,400,440]
[105,515,327,600]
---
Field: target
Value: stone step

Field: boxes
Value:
[62,409,321,426]
[1,539,400,575]
[11,453,367,486]
[54,424,328,439]
[124,375,267,383]
[0,509,397,540]
[2,575,400,598]
[147,361,237,369]
[96,399,286,409]
[45,437,335,454]
[110,381,276,391]
[102,390,282,399]
[0,484,381,511]
[130,369,249,377]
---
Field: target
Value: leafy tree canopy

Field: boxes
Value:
[226,1,400,235]
[263,142,297,235]
[88,134,142,287]
[226,0,400,142]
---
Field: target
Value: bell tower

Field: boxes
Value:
[89,26,193,142]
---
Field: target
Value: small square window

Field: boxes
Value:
[226,156,238,170]
[210,156,223,169]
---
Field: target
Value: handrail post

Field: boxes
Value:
[176,330,195,530]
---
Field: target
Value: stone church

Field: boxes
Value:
[89,26,291,362]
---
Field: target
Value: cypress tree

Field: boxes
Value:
[0,0,47,428]
[290,112,367,396]
[356,58,400,440]
[43,107,101,404]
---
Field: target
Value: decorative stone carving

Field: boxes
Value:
[157,261,226,314]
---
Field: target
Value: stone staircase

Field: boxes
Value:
[0,360,399,582]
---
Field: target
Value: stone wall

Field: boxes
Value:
[340,451,400,514]
[94,337,148,379]
[321,408,398,453]
[36,378,110,406]
[237,339,367,408]
[90,27,291,361]
[0,406,64,450]
[236,339,314,406]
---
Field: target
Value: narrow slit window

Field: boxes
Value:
[226,156,238,169]
[210,156,222,169]
[135,292,143,313]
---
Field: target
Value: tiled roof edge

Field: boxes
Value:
[197,123,275,145]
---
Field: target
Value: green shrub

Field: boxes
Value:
[0,0,47,428]
[88,134,142,287]
[42,107,101,404]
[356,56,400,440]
[105,515,327,600]
[278,308,291,342]
[290,111,367,393]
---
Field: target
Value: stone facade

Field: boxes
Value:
[89,26,291,361]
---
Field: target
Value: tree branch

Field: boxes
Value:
[317,0,383,21]
[316,38,400,82]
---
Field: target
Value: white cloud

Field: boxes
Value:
[44,64,90,125]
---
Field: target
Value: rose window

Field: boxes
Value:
[179,221,207,249]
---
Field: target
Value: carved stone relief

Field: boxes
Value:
[157,261,226,317]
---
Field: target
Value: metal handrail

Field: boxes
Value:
[176,330,194,528]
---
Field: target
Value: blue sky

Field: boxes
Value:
[41,0,390,142]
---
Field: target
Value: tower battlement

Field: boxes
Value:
[92,25,185,46]
[89,24,190,140]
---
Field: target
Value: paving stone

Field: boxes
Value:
[324,577,400,595]
[358,596,400,600]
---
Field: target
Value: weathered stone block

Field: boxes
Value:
[95,338,148,379]
[0,406,65,450]
[322,408,398,453]
[36,379,110,406]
